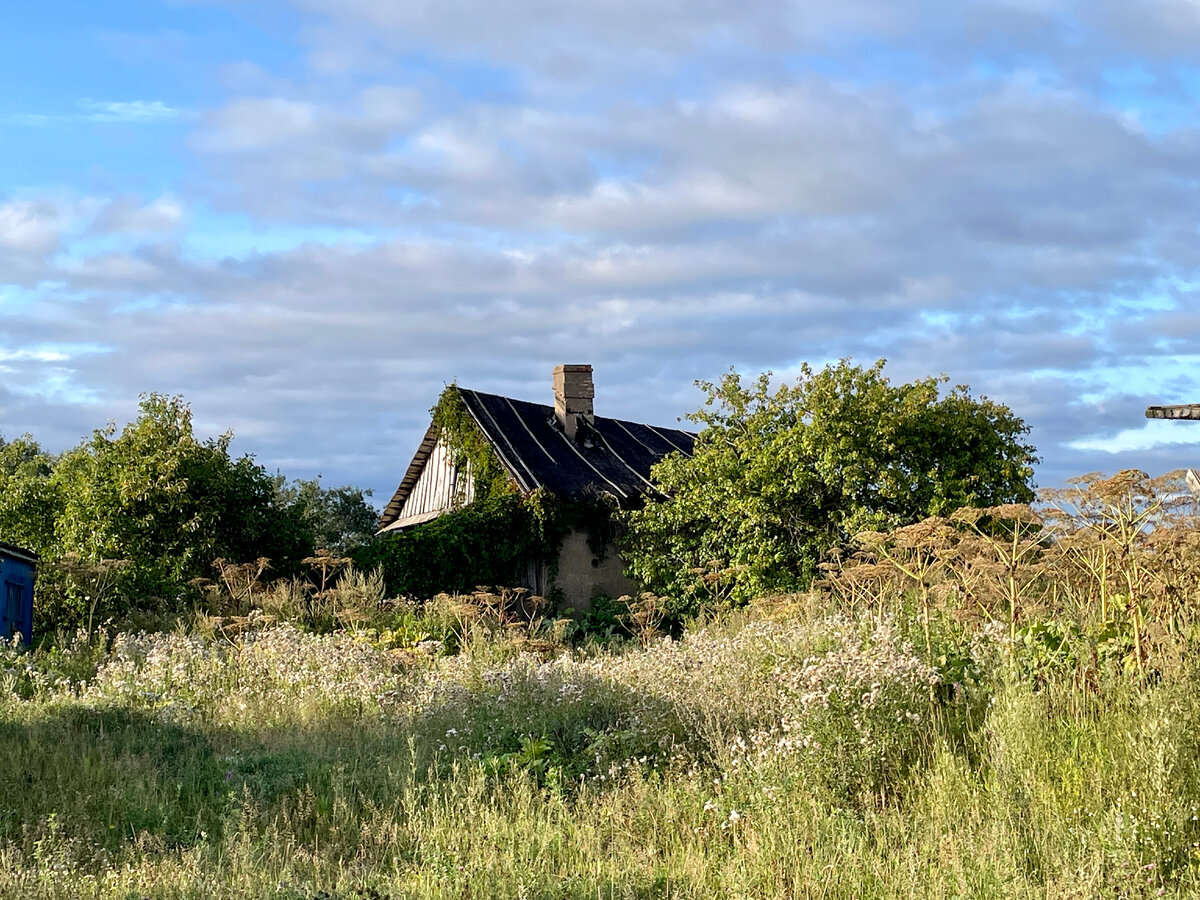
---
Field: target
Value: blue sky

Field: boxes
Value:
[4,0,1200,503]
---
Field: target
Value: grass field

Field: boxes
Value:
[3,584,1200,899]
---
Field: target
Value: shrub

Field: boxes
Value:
[623,360,1037,612]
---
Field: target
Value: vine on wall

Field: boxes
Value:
[356,491,626,601]
[354,494,552,598]
[431,385,516,503]
[359,386,627,600]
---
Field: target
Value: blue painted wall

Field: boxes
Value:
[0,544,36,645]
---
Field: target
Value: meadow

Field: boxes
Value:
[3,469,1200,899]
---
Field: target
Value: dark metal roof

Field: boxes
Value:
[0,541,38,565]
[378,388,695,531]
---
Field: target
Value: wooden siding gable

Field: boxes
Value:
[377,436,474,533]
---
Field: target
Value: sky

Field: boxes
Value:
[3,0,1200,505]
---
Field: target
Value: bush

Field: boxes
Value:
[352,495,556,600]
[623,360,1037,613]
[1,396,317,630]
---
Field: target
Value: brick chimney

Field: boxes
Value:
[553,364,594,440]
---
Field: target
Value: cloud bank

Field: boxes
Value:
[3,0,1200,499]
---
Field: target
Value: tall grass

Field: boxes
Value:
[2,613,1199,898]
[3,469,1200,898]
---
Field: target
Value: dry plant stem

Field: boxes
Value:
[1057,538,1109,623]
[302,550,352,629]
[954,508,1043,643]
[618,592,668,647]
[213,557,271,616]
[54,554,132,638]
[1042,470,1181,673]
[1119,501,1151,671]
[857,522,949,659]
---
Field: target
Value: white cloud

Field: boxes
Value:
[1071,420,1200,454]
[89,196,185,235]
[79,100,181,122]
[0,200,64,255]
[0,348,69,363]
[1,100,183,127]
[9,0,1200,494]
[200,98,319,151]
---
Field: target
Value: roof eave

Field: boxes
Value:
[0,541,39,565]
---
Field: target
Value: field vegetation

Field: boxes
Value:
[0,395,378,630]
[4,469,1200,898]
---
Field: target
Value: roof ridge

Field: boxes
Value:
[457,386,697,437]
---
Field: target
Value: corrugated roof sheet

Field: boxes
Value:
[378,389,695,531]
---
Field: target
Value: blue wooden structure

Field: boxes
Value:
[0,541,36,645]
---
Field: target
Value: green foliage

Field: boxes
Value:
[1016,620,1085,684]
[353,494,557,599]
[273,476,379,555]
[623,359,1037,611]
[479,736,558,783]
[52,394,314,609]
[0,395,319,628]
[431,384,516,503]
[576,591,628,638]
[357,482,621,603]
[0,434,62,555]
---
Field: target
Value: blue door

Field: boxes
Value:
[3,581,18,639]
[0,549,36,645]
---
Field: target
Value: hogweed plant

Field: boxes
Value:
[1042,470,1193,672]
[617,592,668,647]
[950,504,1045,642]
[855,517,955,656]
[826,469,1200,680]
[209,556,271,617]
[5,469,1200,898]
[51,553,133,638]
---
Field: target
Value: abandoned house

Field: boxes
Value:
[376,364,694,608]
[0,541,36,645]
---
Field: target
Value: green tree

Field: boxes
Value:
[274,476,379,555]
[0,433,62,555]
[622,360,1037,610]
[50,394,313,610]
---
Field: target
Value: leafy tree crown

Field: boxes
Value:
[622,359,1037,611]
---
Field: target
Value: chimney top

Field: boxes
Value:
[553,364,594,440]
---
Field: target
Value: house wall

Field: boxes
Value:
[553,529,638,612]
